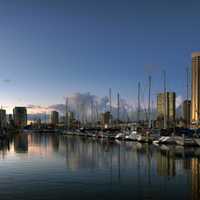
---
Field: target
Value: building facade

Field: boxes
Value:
[0,109,7,128]
[183,100,191,127]
[13,107,27,128]
[191,52,200,124]
[157,92,176,128]
[67,111,75,129]
[100,112,112,128]
[50,111,59,126]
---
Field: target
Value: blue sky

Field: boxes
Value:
[0,0,200,113]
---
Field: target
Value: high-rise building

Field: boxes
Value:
[0,109,7,128]
[157,92,176,128]
[50,111,59,125]
[191,52,200,124]
[100,112,112,128]
[13,107,27,128]
[67,111,75,129]
[183,100,191,126]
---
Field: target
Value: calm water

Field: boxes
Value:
[0,133,199,200]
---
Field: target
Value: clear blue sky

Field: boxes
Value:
[0,0,200,113]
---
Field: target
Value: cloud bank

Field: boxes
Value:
[27,92,183,122]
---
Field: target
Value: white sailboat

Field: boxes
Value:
[125,131,138,141]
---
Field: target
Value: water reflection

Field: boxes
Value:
[0,134,199,199]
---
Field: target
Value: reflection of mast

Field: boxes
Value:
[137,148,141,199]
[110,146,113,185]
[147,145,151,185]
[118,144,121,182]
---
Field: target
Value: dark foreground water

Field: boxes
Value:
[0,133,200,200]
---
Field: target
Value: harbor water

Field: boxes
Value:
[0,133,199,200]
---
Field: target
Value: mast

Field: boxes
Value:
[95,102,99,124]
[137,82,141,124]
[186,67,189,128]
[65,97,68,129]
[109,88,112,114]
[109,88,112,126]
[117,93,120,124]
[148,76,152,128]
[90,99,93,127]
[163,70,167,129]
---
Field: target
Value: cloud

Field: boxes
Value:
[26,92,150,122]
[176,95,183,108]
[27,105,50,114]
[3,79,12,83]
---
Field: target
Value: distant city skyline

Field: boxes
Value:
[0,0,200,113]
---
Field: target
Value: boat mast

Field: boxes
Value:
[109,88,112,114]
[65,97,68,130]
[163,70,167,129]
[148,76,152,129]
[109,88,112,125]
[137,82,141,124]
[117,93,120,125]
[186,67,189,128]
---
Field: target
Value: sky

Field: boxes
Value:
[0,0,200,114]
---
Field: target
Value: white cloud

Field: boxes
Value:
[176,95,183,108]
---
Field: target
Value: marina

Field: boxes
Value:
[0,132,199,200]
[61,127,200,147]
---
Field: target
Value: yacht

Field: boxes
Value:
[125,131,137,141]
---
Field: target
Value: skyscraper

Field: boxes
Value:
[183,100,191,126]
[0,109,7,128]
[50,111,59,126]
[13,107,27,128]
[157,92,176,128]
[191,52,200,124]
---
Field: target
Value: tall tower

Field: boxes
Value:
[157,92,176,128]
[191,52,200,124]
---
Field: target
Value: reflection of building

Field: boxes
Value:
[50,111,59,125]
[14,134,28,153]
[156,151,176,177]
[183,159,192,170]
[100,112,112,128]
[192,52,200,124]
[191,158,200,200]
[157,92,176,128]
[13,107,27,128]
[183,100,191,126]
[0,109,7,128]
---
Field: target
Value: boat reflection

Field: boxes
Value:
[0,134,199,199]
